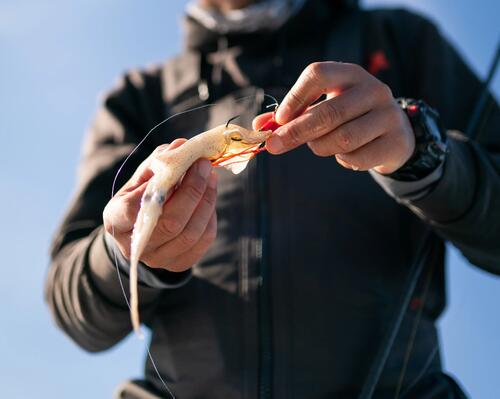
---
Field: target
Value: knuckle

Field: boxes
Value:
[283,125,303,147]
[160,217,183,237]
[305,62,324,81]
[201,187,217,208]
[347,62,364,75]
[287,89,304,108]
[336,126,355,153]
[377,83,393,102]
[308,141,329,157]
[324,100,344,126]
[304,62,331,87]
[179,229,199,248]
[185,180,206,203]
[154,144,170,155]
[317,104,336,129]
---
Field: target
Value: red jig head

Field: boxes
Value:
[252,112,282,155]
[259,113,282,133]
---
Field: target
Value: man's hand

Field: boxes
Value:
[103,139,217,273]
[258,62,415,174]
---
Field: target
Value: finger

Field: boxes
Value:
[156,138,186,156]
[335,133,407,172]
[104,180,149,234]
[152,158,212,244]
[123,139,188,192]
[307,107,394,157]
[252,112,275,130]
[121,139,189,217]
[267,82,389,154]
[104,139,190,255]
[275,62,366,124]
[152,171,217,253]
[146,210,218,272]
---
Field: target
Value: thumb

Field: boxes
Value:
[130,138,188,188]
[252,112,275,130]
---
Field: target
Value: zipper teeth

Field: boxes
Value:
[255,240,263,259]
[240,238,249,299]
[257,153,273,399]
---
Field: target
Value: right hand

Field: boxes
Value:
[103,139,218,272]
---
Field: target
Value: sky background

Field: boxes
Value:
[1,0,499,398]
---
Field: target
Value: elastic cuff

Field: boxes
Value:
[370,161,444,201]
[403,139,476,223]
[104,232,192,289]
[88,228,162,306]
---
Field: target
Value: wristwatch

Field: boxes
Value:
[387,98,448,181]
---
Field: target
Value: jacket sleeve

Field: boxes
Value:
[393,11,500,273]
[45,69,182,352]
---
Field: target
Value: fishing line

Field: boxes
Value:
[265,98,279,111]
[110,246,176,399]
[109,92,278,398]
[226,114,241,127]
[394,263,435,398]
[358,230,433,399]
[110,93,278,198]
[399,345,439,397]
[395,40,500,398]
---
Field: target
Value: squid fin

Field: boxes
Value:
[220,153,255,174]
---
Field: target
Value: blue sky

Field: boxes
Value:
[0,0,499,398]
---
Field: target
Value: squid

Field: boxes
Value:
[129,118,280,334]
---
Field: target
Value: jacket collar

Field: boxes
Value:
[182,0,358,52]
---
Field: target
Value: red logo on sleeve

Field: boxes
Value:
[368,50,390,76]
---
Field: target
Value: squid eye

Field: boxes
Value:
[231,136,242,142]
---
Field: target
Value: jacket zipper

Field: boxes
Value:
[257,153,273,399]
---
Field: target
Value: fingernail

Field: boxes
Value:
[336,154,359,171]
[266,135,284,153]
[275,105,291,124]
[208,171,217,188]
[198,159,212,178]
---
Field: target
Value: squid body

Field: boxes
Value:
[129,124,272,334]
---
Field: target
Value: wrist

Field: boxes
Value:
[386,99,448,181]
[104,231,192,289]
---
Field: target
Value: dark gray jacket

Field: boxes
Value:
[46,1,500,398]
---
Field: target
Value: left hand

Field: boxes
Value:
[257,62,415,174]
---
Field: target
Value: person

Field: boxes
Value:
[45,0,500,398]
